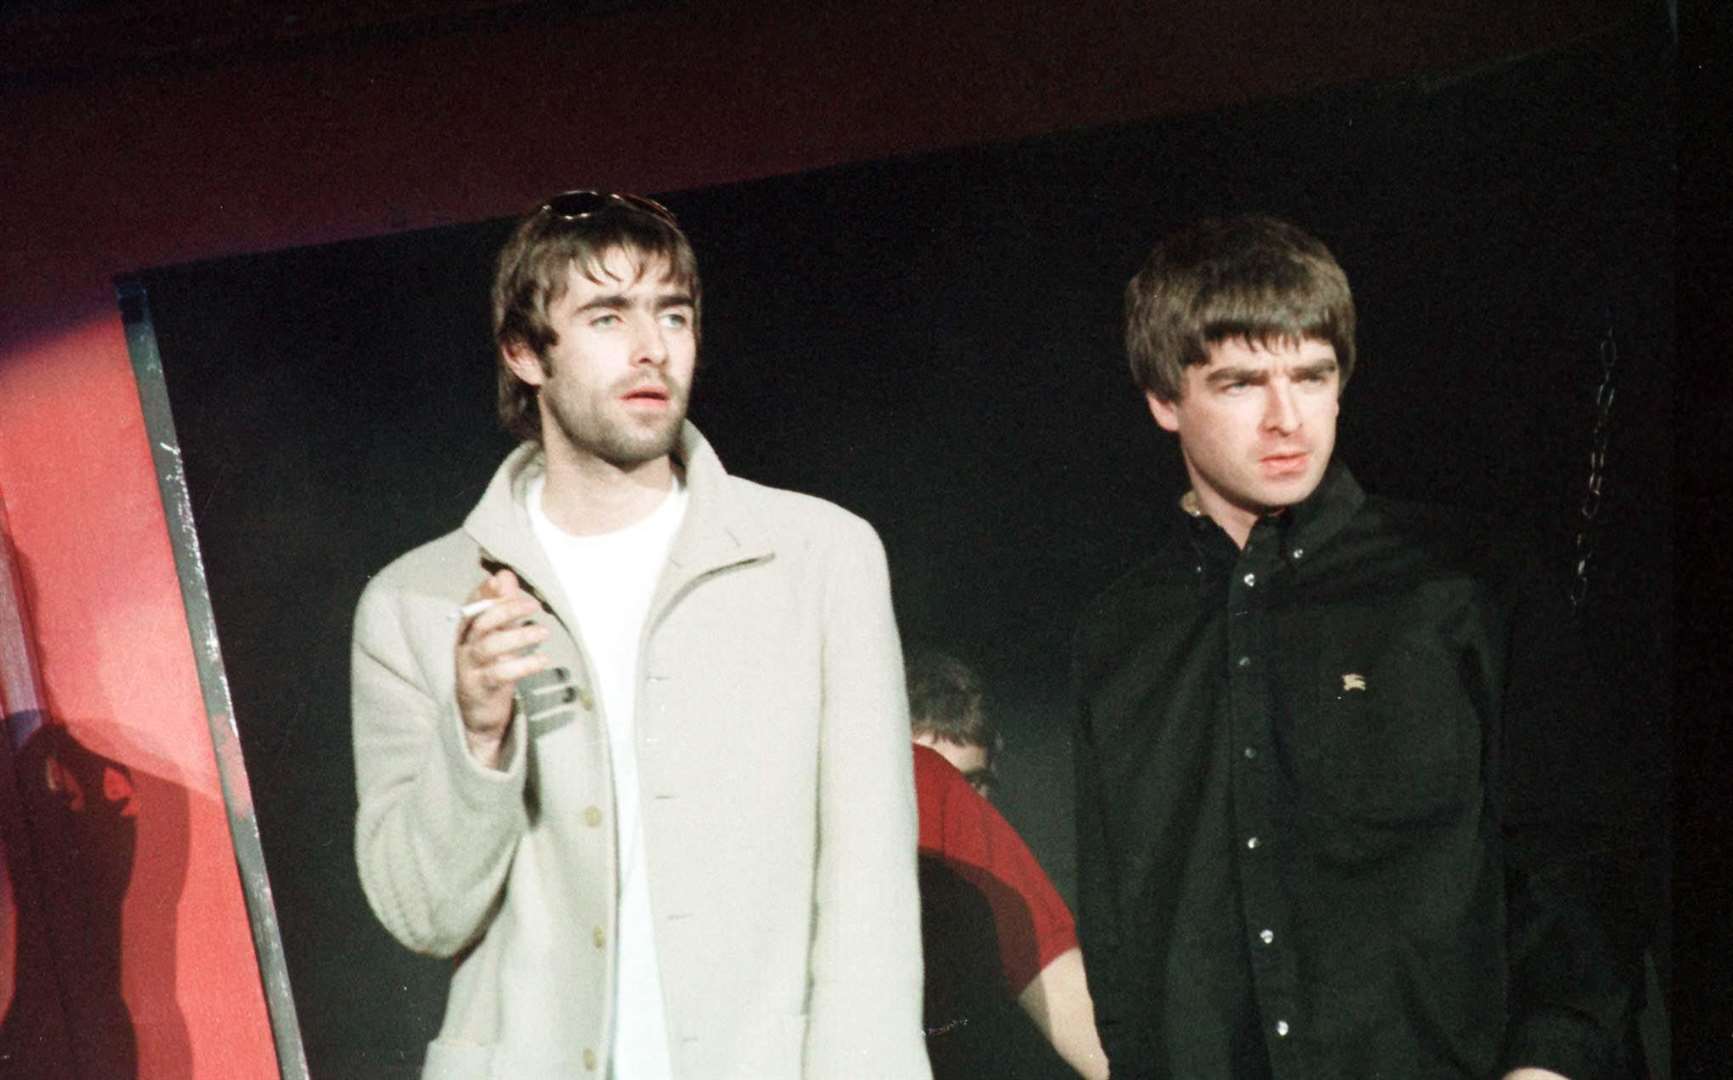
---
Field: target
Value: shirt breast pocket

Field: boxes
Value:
[1294,636,1478,831]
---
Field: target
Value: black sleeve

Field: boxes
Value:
[1071,627,1156,1077]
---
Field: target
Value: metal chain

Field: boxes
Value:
[1570,325,1617,610]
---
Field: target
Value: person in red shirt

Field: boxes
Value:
[909,651,1107,1080]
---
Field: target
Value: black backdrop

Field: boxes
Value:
[133,21,1673,1078]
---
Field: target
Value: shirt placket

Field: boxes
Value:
[1226,521,1301,1074]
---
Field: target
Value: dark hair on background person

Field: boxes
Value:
[491,193,702,443]
[1125,214,1356,402]
[907,649,1002,765]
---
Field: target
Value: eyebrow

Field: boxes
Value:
[573,291,695,315]
[1205,366,1269,387]
[1204,358,1338,387]
[1292,358,1339,379]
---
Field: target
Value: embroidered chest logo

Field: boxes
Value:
[1340,673,1368,692]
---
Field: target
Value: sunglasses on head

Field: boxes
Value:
[538,189,679,226]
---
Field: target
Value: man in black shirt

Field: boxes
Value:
[1072,216,1648,1079]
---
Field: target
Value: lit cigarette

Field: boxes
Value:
[451,598,498,621]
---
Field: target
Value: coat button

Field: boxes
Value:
[583,1047,597,1071]
[577,686,595,710]
[593,926,606,949]
[584,806,603,827]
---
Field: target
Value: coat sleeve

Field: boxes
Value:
[802,519,932,1079]
[351,575,531,958]
[1495,546,1656,1078]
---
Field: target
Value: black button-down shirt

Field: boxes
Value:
[1072,463,1648,1080]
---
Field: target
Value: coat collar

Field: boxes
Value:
[462,422,774,622]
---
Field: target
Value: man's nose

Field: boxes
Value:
[1263,383,1301,434]
[632,314,669,365]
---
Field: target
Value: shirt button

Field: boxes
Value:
[584,806,603,827]
[1236,655,1251,669]
[1246,836,1261,850]
[1276,1020,1290,1037]
[583,1047,598,1071]
[593,926,606,948]
[1242,572,1256,587]
[1260,928,1275,945]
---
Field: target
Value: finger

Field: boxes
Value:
[464,568,523,606]
[467,623,550,664]
[465,594,542,638]
[475,651,552,691]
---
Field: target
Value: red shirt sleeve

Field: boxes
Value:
[914,743,1078,995]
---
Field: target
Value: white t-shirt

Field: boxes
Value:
[528,474,688,1080]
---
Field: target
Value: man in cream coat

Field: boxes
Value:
[352,190,930,1079]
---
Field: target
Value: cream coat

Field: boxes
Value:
[352,425,930,1079]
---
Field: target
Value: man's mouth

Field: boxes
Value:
[621,383,671,405]
[1260,451,1309,476]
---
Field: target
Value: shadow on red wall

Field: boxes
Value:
[0,542,191,1078]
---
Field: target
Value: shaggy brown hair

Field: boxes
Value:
[491,195,701,442]
[1125,215,1355,402]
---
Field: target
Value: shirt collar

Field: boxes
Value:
[1176,459,1365,568]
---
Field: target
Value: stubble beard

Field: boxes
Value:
[546,379,690,469]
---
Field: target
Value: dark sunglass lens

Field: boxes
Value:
[542,190,612,219]
[541,189,677,226]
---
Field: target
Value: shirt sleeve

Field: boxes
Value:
[914,745,1077,995]
[1495,543,1656,1078]
[351,575,530,958]
[1069,656,1154,1075]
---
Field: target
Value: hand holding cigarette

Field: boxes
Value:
[453,569,551,769]
[452,597,498,621]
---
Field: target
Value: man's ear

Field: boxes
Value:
[1145,389,1182,433]
[501,341,548,387]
